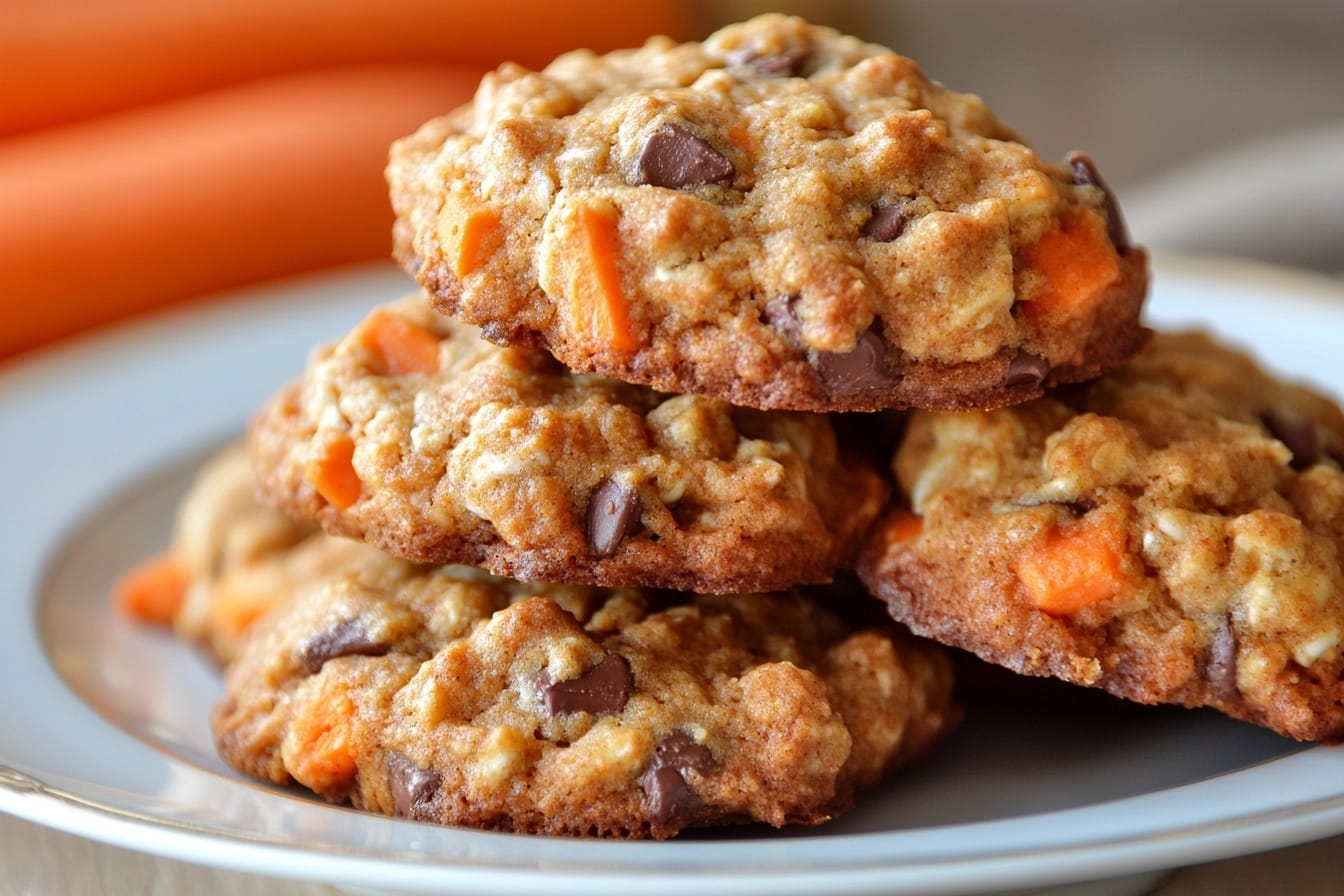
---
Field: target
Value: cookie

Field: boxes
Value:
[248,290,888,593]
[212,557,956,838]
[387,14,1149,412]
[163,442,383,663]
[858,331,1344,741]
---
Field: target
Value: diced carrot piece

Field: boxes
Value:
[728,123,752,152]
[1014,517,1126,615]
[285,683,358,790]
[111,551,190,625]
[355,308,440,376]
[306,433,361,509]
[1018,207,1120,318]
[209,578,279,642]
[574,203,639,354]
[452,207,501,278]
[882,509,924,543]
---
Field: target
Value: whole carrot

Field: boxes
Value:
[0,63,482,359]
[0,0,696,135]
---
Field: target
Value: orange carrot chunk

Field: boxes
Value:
[112,551,190,625]
[883,509,924,543]
[1019,207,1120,318]
[355,308,440,376]
[1014,518,1125,615]
[575,203,639,354]
[209,578,280,643]
[306,433,362,510]
[285,686,358,791]
[453,207,501,279]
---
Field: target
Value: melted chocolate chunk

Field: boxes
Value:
[640,731,715,824]
[735,46,811,77]
[861,204,906,242]
[816,330,898,397]
[1012,496,1097,520]
[1206,615,1240,703]
[538,653,632,716]
[587,477,642,558]
[636,124,734,189]
[1261,408,1321,470]
[763,294,803,344]
[1004,349,1050,389]
[300,620,388,674]
[1066,151,1130,253]
[387,750,441,817]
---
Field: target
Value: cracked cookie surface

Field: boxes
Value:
[249,290,887,593]
[388,14,1149,412]
[212,557,956,838]
[859,331,1344,741]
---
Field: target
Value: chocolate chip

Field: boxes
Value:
[640,731,715,825]
[387,750,440,817]
[1066,151,1130,253]
[1004,349,1050,389]
[636,124,734,189]
[861,204,906,242]
[1013,496,1096,517]
[1261,408,1321,470]
[735,47,811,77]
[300,620,388,674]
[816,330,898,397]
[537,653,632,716]
[587,477,642,558]
[1206,614,1239,703]
[763,294,803,344]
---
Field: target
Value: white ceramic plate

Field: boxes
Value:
[4,258,1344,896]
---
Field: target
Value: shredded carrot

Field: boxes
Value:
[574,203,639,354]
[355,307,440,376]
[286,684,358,790]
[111,551,190,625]
[1018,207,1120,318]
[306,433,362,510]
[452,207,501,278]
[1014,517,1126,615]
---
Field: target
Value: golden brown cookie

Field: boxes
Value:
[388,14,1149,412]
[213,558,956,838]
[859,331,1344,741]
[165,441,381,663]
[248,291,888,593]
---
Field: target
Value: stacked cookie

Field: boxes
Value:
[123,14,1344,840]
[219,290,958,838]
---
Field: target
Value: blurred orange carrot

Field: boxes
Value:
[0,0,697,135]
[0,63,482,360]
[112,551,190,625]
